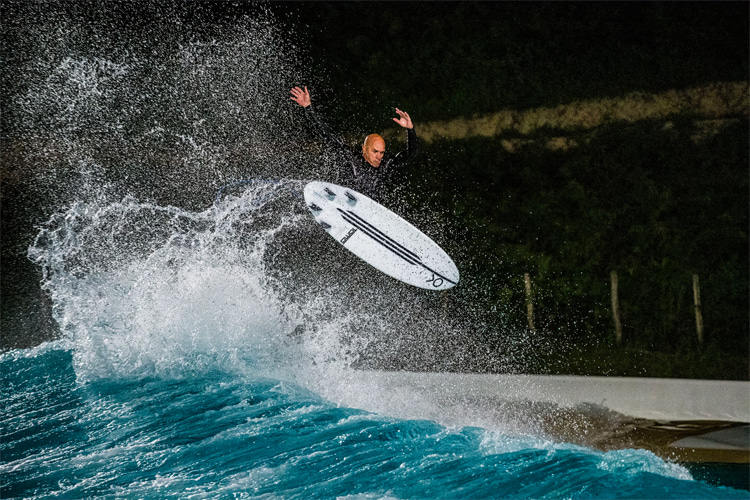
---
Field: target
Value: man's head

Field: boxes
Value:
[362,134,386,168]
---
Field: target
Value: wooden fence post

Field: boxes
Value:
[693,273,704,345]
[611,270,623,345]
[524,273,535,332]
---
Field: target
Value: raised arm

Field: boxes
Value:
[392,108,419,162]
[290,85,350,154]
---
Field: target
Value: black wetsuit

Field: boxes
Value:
[304,106,419,201]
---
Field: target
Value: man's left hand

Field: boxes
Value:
[393,108,413,129]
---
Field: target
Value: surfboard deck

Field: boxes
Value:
[303,181,459,290]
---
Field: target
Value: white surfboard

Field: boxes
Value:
[303,181,459,290]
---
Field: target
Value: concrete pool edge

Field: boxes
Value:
[355,371,750,422]
[342,371,750,464]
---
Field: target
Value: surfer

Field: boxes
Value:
[290,86,419,201]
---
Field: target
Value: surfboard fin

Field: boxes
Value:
[345,191,357,202]
[324,187,336,197]
[319,221,331,229]
[309,203,322,211]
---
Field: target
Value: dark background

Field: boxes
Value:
[2,1,748,378]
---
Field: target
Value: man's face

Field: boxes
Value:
[362,135,386,168]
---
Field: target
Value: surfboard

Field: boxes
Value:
[303,181,459,290]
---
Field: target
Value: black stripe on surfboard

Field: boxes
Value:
[338,211,421,267]
[336,208,457,286]
[337,209,421,262]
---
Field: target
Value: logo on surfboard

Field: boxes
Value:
[426,274,444,288]
[340,227,357,244]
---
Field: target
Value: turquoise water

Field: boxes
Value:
[3,191,748,499]
[2,345,747,499]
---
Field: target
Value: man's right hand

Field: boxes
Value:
[290,86,311,108]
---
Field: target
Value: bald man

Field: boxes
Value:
[290,86,419,201]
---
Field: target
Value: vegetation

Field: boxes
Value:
[272,2,749,379]
[391,117,748,378]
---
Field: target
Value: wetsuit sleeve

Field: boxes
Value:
[303,106,359,186]
[406,127,419,160]
[304,106,349,152]
[389,127,420,168]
